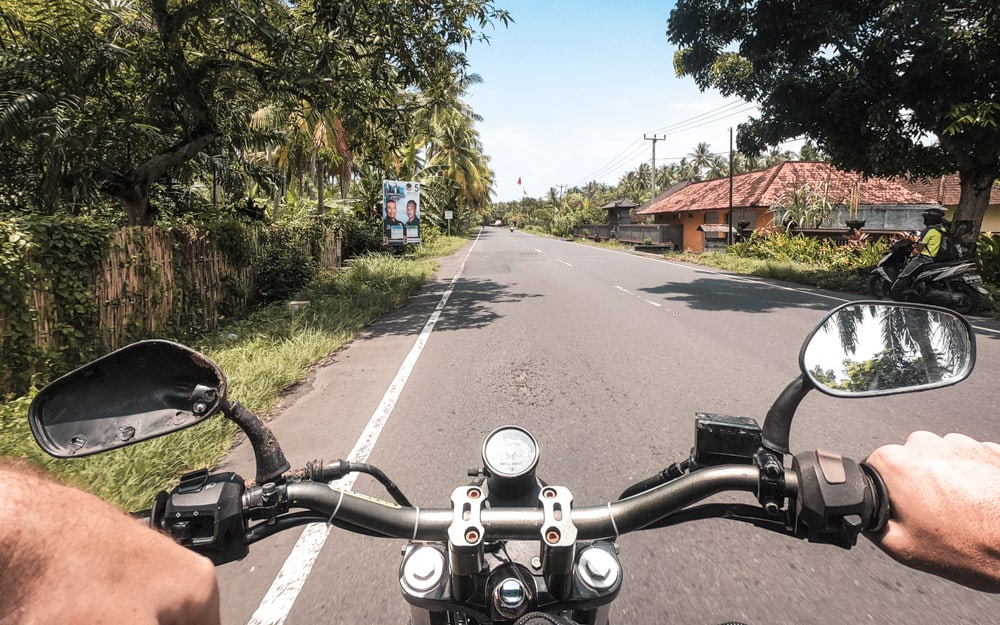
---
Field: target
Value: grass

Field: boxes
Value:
[0,235,468,510]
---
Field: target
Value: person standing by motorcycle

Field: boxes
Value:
[889,208,948,299]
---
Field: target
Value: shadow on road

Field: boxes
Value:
[638,274,836,314]
[360,276,542,339]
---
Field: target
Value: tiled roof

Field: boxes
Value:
[601,198,640,209]
[637,161,934,215]
[894,174,999,206]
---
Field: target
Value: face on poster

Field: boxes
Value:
[383,180,421,245]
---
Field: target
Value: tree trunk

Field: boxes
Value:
[317,161,326,214]
[953,167,994,259]
[106,179,152,226]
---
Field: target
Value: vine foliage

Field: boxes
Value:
[0,214,339,396]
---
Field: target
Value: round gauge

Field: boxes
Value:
[482,426,539,478]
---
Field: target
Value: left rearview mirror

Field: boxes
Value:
[29,340,227,457]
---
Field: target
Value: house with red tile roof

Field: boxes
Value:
[895,174,1000,233]
[635,161,943,252]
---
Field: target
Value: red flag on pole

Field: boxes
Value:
[517,177,522,185]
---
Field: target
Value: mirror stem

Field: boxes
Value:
[761,374,814,455]
[221,400,291,484]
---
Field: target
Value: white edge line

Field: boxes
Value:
[974,323,1000,335]
[246,231,482,625]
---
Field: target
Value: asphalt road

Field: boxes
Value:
[215,228,1000,625]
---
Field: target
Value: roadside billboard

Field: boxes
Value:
[382,180,420,246]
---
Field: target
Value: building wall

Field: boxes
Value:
[651,209,769,252]
[983,208,1000,233]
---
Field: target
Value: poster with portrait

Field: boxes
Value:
[382,180,421,246]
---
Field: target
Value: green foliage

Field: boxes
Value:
[1,248,443,509]
[256,220,322,302]
[977,233,1000,285]
[0,215,113,391]
[0,0,510,225]
[0,221,35,392]
[0,214,337,396]
[838,351,932,393]
[341,217,384,259]
[769,184,834,229]
[729,228,887,271]
[667,0,1000,235]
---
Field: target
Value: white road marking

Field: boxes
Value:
[558,259,573,267]
[534,248,544,254]
[246,231,482,625]
[614,286,633,296]
[644,300,662,308]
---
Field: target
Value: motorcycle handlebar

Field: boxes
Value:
[172,451,883,560]
[273,465,775,542]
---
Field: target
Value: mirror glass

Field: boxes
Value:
[29,340,226,457]
[801,303,975,397]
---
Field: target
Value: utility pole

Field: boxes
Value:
[727,127,734,245]
[556,184,567,199]
[644,134,666,199]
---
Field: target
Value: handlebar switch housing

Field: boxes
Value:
[693,413,762,467]
[792,450,877,549]
[156,470,248,564]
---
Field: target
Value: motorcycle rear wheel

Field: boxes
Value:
[949,282,981,315]
[868,274,891,299]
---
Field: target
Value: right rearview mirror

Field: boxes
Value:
[800,302,975,397]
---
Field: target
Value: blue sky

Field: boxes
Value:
[464,1,795,202]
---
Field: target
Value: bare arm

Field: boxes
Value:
[0,460,220,625]
[865,431,1000,592]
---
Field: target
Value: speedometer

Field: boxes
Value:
[482,426,539,478]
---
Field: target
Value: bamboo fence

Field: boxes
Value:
[1,224,340,394]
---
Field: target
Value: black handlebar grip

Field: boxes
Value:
[860,461,891,534]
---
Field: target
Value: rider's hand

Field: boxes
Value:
[865,432,1000,592]
[0,461,221,625]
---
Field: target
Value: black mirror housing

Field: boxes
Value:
[29,340,226,457]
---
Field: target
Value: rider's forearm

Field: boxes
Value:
[0,461,60,621]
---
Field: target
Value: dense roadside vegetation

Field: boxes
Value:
[0,236,467,510]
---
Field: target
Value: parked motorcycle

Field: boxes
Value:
[869,238,987,314]
[27,302,976,625]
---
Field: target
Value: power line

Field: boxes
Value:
[647,100,751,135]
[570,101,757,187]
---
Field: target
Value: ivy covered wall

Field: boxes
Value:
[0,215,340,396]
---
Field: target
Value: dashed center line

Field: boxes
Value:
[558,259,573,267]
[615,285,669,311]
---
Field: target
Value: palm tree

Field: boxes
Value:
[688,142,715,178]
[706,155,729,179]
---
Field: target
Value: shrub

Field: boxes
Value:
[978,233,1000,286]
[729,227,889,272]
